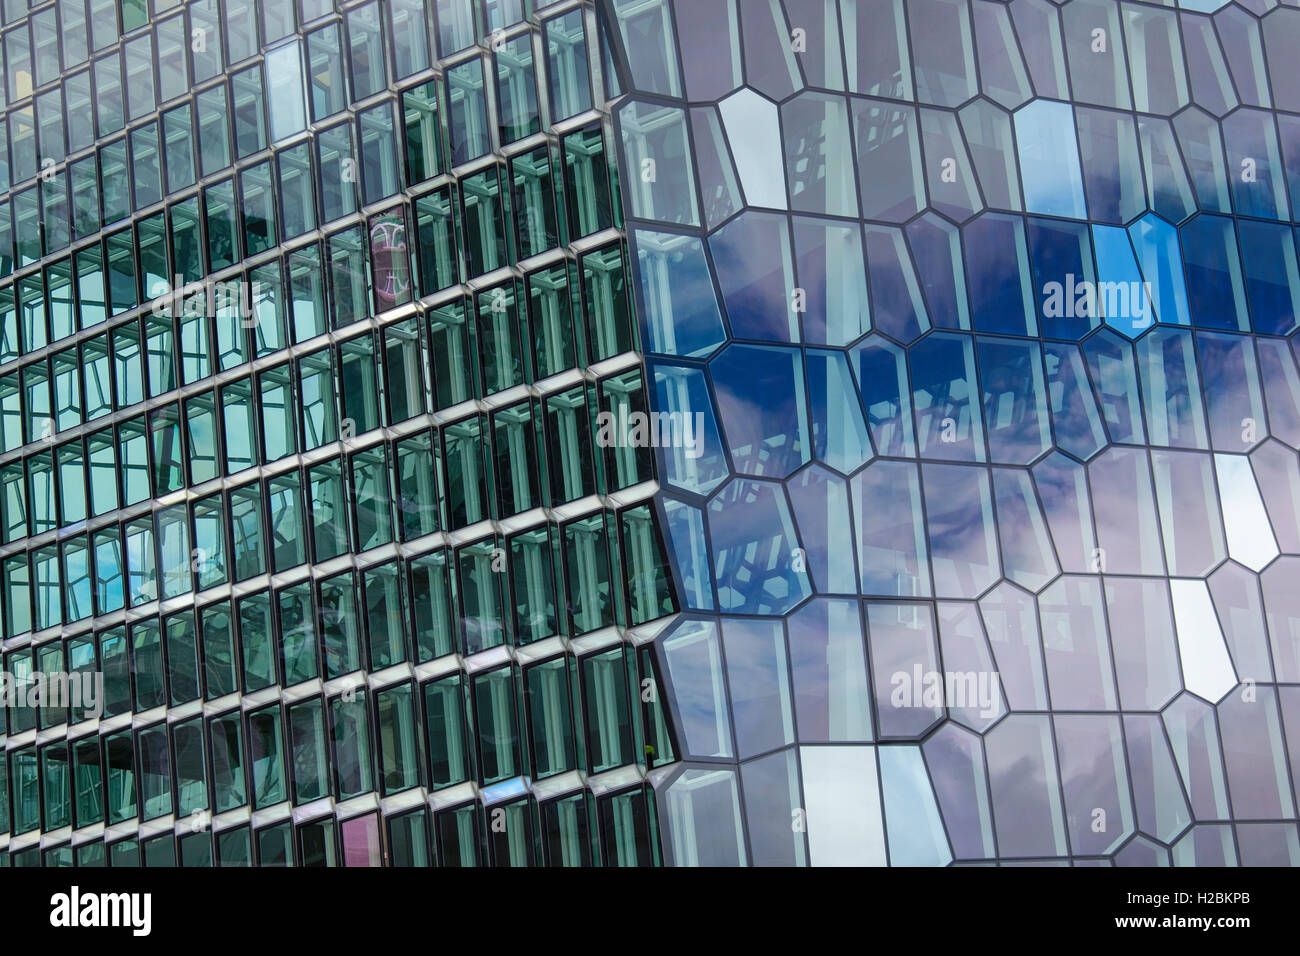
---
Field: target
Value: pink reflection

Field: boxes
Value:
[342,813,382,867]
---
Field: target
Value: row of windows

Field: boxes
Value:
[0,109,617,308]
[612,0,1298,118]
[3,783,661,867]
[0,0,324,78]
[0,1,597,202]
[1,347,650,549]
[650,324,1300,500]
[0,126,619,373]
[1,244,629,471]
[0,466,677,635]
[1,639,672,838]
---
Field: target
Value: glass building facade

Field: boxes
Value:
[0,0,679,867]
[0,0,1298,868]
[600,0,1300,867]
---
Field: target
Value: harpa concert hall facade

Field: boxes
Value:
[0,0,1295,867]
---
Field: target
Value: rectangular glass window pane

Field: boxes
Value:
[266,40,308,142]
[232,63,267,157]
[279,583,318,685]
[137,724,172,820]
[288,698,329,803]
[331,691,373,799]
[447,58,489,164]
[307,24,347,121]
[210,711,246,811]
[495,35,539,143]
[545,10,591,121]
[279,143,317,240]
[249,705,287,808]
[376,683,419,794]
[424,673,469,788]
[239,592,277,692]
[201,602,238,699]
[172,718,207,818]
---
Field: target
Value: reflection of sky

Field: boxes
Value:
[800,745,887,866]
[1171,578,1238,702]
[1091,224,1151,337]
[1015,100,1087,219]
[1215,453,1280,572]
[718,89,787,209]
[880,746,953,866]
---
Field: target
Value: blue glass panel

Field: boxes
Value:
[710,345,810,478]
[909,332,985,462]
[936,602,1005,730]
[850,336,916,458]
[868,601,941,736]
[921,462,1000,599]
[1075,106,1144,225]
[919,107,980,221]
[1238,220,1300,336]
[1173,107,1232,213]
[792,216,870,346]
[650,363,729,495]
[1138,116,1196,225]
[1180,214,1249,331]
[1088,447,1166,574]
[985,715,1068,857]
[863,226,929,343]
[851,459,931,598]
[662,498,715,611]
[788,465,857,595]
[1129,214,1189,329]
[1258,337,1300,448]
[1014,100,1087,219]
[783,93,858,218]
[906,213,969,331]
[923,723,997,858]
[1090,224,1152,338]
[992,467,1059,591]
[977,337,1051,465]
[632,229,728,357]
[618,100,699,226]
[1029,217,1097,340]
[852,98,923,221]
[609,0,681,96]
[787,599,871,740]
[1055,715,1133,854]
[1196,331,1267,452]
[1279,114,1300,221]
[1032,451,1098,573]
[963,214,1035,336]
[660,619,732,758]
[1214,6,1270,107]
[720,617,794,759]
[708,478,811,615]
[806,349,872,473]
[1223,108,1289,220]
[879,746,952,866]
[1039,576,1119,708]
[709,212,798,342]
[689,107,743,229]
[1043,342,1107,461]
[1137,327,1209,450]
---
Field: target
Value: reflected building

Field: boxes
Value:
[0,0,1297,867]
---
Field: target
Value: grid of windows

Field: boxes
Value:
[0,0,681,867]
[601,0,1300,866]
